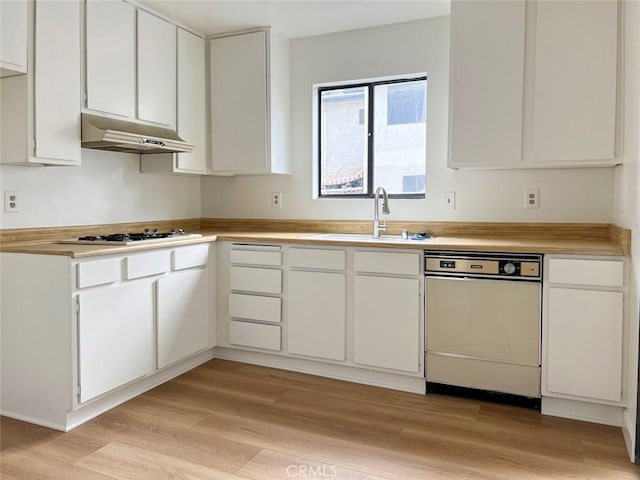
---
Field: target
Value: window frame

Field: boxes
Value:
[317,75,427,200]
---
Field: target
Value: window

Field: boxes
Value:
[318,76,427,198]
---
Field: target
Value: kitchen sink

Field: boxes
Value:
[305,233,433,243]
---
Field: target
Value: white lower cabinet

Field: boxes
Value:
[288,270,346,361]
[1,243,214,431]
[78,281,155,402]
[218,243,424,381]
[157,269,210,368]
[542,255,625,414]
[546,287,622,401]
[353,275,421,373]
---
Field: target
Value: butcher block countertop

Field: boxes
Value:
[0,218,631,258]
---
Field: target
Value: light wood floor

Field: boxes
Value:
[2,359,639,479]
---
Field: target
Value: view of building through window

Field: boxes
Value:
[319,77,426,197]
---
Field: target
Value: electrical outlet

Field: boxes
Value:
[4,190,19,213]
[443,191,456,210]
[524,189,539,209]
[271,191,282,208]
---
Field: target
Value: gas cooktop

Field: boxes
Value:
[59,229,202,245]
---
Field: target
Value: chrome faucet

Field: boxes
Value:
[373,186,390,238]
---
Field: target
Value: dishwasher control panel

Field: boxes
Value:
[425,252,542,280]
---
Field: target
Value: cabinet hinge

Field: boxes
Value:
[75,297,80,316]
[77,385,81,402]
[32,138,36,154]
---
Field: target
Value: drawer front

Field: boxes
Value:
[125,250,171,279]
[354,251,420,276]
[230,249,282,266]
[229,321,281,351]
[173,244,209,270]
[229,293,281,323]
[230,266,282,294]
[289,247,346,270]
[548,258,623,287]
[77,258,121,288]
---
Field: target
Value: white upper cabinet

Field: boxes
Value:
[175,28,206,172]
[33,0,82,163]
[140,27,207,175]
[449,0,619,169]
[85,0,135,118]
[448,0,525,168]
[0,0,28,77]
[84,2,177,128]
[209,29,290,175]
[1,0,81,165]
[137,10,176,127]
[531,0,618,164]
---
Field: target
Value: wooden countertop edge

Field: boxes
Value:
[0,219,630,257]
[0,230,626,257]
[0,234,219,258]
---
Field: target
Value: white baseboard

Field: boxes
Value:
[623,408,636,462]
[541,396,623,427]
[213,347,426,394]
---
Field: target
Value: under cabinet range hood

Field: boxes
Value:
[81,113,193,154]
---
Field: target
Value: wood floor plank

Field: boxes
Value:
[106,393,214,429]
[1,359,638,480]
[76,441,249,480]
[149,380,404,448]
[237,449,393,480]
[1,448,117,480]
[226,362,481,417]
[396,426,638,480]
[76,409,260,475]
[174,365,293,401]
[192,408,526,480]
[0,416,61,451]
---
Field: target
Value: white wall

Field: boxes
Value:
[615,0,640,461]
[0,149,201,229]
[201,17,615,222]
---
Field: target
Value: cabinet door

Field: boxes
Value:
[210,31,268,173]
[175,28,207,173]
[157,269,209,368]
[0,0,28,76]
[85,0,135,118]
[353,275,421,373]
[546,287,622,401]
[78,281,154,403]
[288,271,346,361]
[448,0,525,167]
[33,0,81,164]
[532,1,617,162]
[137,10,176,126]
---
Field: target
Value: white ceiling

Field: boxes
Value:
[138,0,451,38]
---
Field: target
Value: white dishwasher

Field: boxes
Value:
[425,251,542,407]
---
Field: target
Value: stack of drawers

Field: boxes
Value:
[228,244,283,351]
